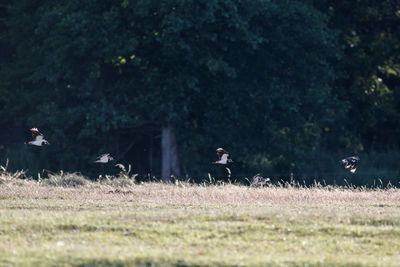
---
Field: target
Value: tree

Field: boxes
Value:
[1,0,344,181]
[311,0,400,151]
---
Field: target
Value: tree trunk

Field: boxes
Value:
[161,125,181,182]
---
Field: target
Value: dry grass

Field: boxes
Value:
[2,178,399,206]
[1,173,400,266]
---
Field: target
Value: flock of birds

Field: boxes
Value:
[24,127,114,164]
[24,127,360,176]
[212,147,359,174]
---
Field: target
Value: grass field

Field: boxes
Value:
[1,173,400,266]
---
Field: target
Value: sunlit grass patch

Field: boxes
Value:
[0,173,400,266]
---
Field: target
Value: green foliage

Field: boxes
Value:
[0,0,399,185]
[169,0,344,175]
[311,0,400,151]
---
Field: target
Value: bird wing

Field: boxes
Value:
[30,128,44,141]
[97,153,109,160]
[350,166,357,173]
[342,156,359,164]
[217,154,229,164]
[341,158,350,168]
[221,154,228,161]
[348,156,359,163]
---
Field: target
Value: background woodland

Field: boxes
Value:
[0,0,399,185]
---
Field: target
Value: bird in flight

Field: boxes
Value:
[213,148,233,164]
[95,153,114,163]
[341,156,359,173]
[25,128,50,146]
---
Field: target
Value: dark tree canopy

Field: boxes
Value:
[1,0,399,186]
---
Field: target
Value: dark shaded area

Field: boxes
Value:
[0,0,399,186]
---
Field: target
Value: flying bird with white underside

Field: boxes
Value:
[25,128,50,146]
[213,148,233,164]
[95,153,114,163]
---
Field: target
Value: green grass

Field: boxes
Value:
[1,177,400,266]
